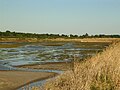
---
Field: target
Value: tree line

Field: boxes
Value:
[0,30,120,39]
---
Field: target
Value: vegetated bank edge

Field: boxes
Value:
[43,41,120,90]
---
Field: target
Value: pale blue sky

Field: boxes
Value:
[0,0,120,35]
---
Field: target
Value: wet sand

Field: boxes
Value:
[0,70,57,90]
[0,62,71,90]
[16,62,73,71]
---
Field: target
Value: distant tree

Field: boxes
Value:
[6,30,11,33]
[82,33,89,38]
[0,30,119,39]
[70,34,74,38]
[85,33,88,36]
[61,34,68,38]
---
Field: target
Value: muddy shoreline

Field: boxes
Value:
[15,62,73,71]
[0,62,71,90]
[15,71,58,90]
[0,70,58,90]
[15,62,72,90]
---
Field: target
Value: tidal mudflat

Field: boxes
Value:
[0,41,111,90]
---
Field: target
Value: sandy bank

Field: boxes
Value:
[0,70,57,90]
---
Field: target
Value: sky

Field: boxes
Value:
[0,0,120,35]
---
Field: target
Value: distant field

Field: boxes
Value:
[0,38,120,43]
[0,38,119,48]
[0,38,114,48]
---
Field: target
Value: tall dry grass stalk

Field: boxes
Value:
[44,42,120,90]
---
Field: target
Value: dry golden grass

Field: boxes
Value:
[43,42,120,90]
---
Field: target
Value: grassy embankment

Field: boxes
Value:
[43,42,120,90]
